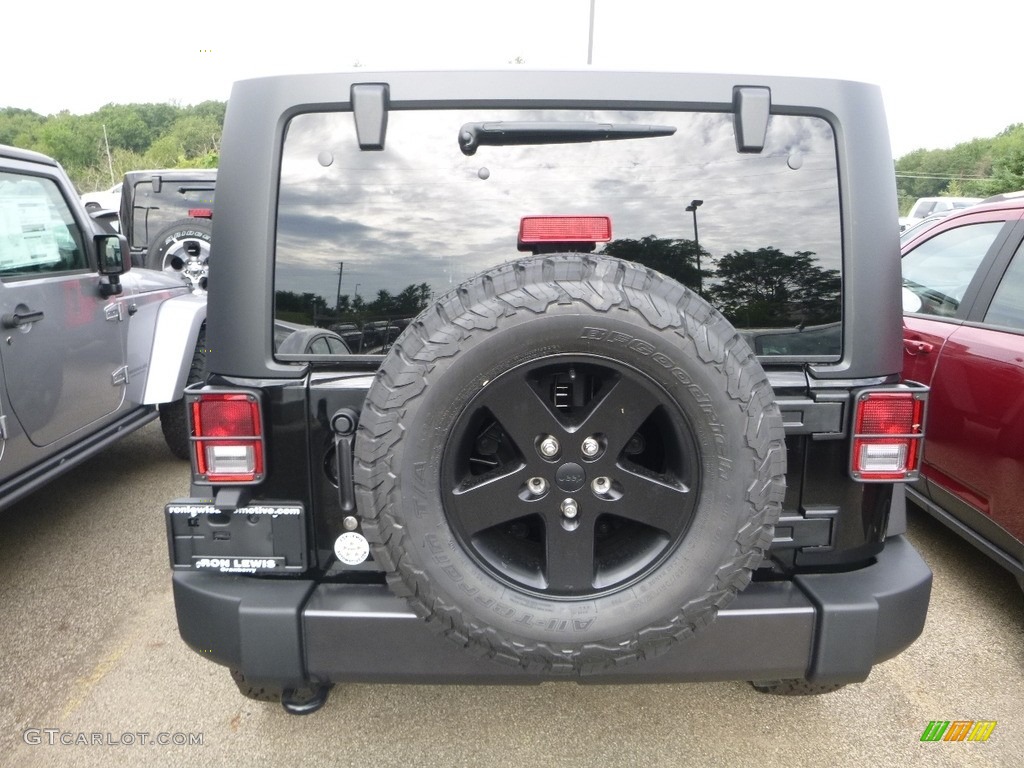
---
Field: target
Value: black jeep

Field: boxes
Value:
[120,168,216,292]
[165,71,932,713]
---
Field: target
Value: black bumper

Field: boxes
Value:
[172,535,931,688]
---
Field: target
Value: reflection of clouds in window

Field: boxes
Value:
[276,108,839,304]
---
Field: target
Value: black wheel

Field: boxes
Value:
[159,325,207,460]
[354,254,786,673]
[146,218,212,292]
[751,679,848,696]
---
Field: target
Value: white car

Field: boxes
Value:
[899,196,981,230]
[81,181,122,211]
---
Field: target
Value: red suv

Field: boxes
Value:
[901,198,1024,589]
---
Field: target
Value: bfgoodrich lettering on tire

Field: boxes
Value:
[353,254,786,673]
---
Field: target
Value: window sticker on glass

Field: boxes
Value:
[0,189,63,271]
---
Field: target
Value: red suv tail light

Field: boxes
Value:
[850,388,927,482]
[188,391,265,484]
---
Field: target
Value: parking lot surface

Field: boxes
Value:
[0,422,1020,767]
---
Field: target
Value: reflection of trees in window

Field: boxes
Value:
[708,248,840,328]
[276,282,432,325]
[599,237,840,330]
[600,236,705,292]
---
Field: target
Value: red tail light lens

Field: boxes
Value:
[188,208,213,219]
[851,389,927,482]
[518,215,612,251]
[189,392,265,483]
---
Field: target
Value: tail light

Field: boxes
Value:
[518,215,612,253]
[188,391,265,484]
[188,208,213,219]
[850,388,927,482]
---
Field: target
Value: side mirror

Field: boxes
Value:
[96,233,129,296]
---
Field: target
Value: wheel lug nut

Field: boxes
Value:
[592,477,611,495]
[581,437,600,457]
[528,477,548,496]
[560,498,579,519]
[539,436,560,457]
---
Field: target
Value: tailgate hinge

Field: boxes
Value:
[771,508,837,550]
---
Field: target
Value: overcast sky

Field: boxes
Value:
[3,0,1016,159]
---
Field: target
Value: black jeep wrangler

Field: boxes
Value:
[120,168,216,292]
[166,71,932,713]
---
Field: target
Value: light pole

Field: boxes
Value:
[685,199,704,295]
[335,261,344,312]
[587,0,596,65]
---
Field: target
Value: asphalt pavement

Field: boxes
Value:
[0,422,1021,767]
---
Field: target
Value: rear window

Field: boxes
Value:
[127,179,215,250]
[274,108,842,359]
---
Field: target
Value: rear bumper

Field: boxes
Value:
[172,535,931,688]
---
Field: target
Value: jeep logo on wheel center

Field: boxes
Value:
[554,463,586,493]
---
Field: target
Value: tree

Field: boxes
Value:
[38,113,103,176]
[169,115,221,161]
[600,235,705,290]
[94,104,152,153]
[707,248,840,328]
[0,107,45,148]
[979,123,1024,196]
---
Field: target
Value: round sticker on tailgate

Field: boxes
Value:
[334,532,370,565]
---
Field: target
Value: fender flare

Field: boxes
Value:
[141,293,208,404]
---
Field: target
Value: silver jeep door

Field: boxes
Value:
[0,170,126,449]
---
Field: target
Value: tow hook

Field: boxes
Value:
[281,682,333,715]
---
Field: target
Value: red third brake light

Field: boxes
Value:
[518,215,612,252]
[850,389,927,482]
[189,392,265,483]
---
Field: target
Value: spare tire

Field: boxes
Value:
[354,254,785,673]
[146,218,212,292]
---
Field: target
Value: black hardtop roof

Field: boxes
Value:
[208,68,903,382]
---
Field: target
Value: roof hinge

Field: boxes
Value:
[733,86,771,153]
[351,83,390,151]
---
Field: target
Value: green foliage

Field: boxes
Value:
[894,124,1024,212]
[980,123,1024,196]
[600,237,839,329]
[707,247,840,328]
[0,107,45,148]
[275,283,432,326]
[0,101,225,191]
[601,235,706,290]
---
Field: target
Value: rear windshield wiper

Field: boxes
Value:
[458,121,676,156]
